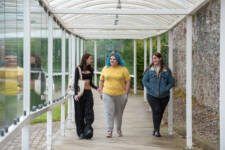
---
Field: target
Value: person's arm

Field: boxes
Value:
[166,69,174,90]
[74,67,80,101]
[98,67,105,99]
[90,69,98,89]
[142,70,151,89]
[123,67,130,95]
[125,80,130,95]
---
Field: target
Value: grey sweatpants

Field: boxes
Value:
[102,93,128,132]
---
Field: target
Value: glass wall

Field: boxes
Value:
[30,0,48,110]
[53,22,62,99]
[85,39,134,74]
[0,0,24,128]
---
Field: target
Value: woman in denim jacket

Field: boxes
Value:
[142,52,174,137]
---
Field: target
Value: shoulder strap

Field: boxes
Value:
[77,66,83,80]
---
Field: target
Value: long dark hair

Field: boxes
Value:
[79,53,93,71]
[143,52,168,74]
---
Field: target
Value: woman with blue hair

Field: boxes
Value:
[98,51,130,138]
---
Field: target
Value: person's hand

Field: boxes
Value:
[97,88,103,100]
[125,93,128,100]
[74,95,79,101]
[97,88,102,93]
[41,95,45,100]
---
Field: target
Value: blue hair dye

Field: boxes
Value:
[106,52,125,67]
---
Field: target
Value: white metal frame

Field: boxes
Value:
[61,30,66,136]
[149,38,153,64]
[76,37,80,66]
[52,8,189,15]
[81,39,84,57]
[144,39,147,101]
[47,15,54,150]
[168,30,173,135]
[157,35,161,53]
[186,15,193,149]
[94,40,97,86]
[68,34,73,123]
[133,40,137,94]
[220,1,225,149]
[22,0,31,149]
[72,35,76,122]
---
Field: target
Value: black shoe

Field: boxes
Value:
[85,129,93,139]
[152,130,155,136]
[154,130,161,137]
[79,133,85,139]
[84,125,93,139]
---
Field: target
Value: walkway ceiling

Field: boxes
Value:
[1,0,210,39]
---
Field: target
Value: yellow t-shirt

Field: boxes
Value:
[100,65,130,96]
[0,67,23,96]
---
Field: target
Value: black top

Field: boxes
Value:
[74,65,98,95]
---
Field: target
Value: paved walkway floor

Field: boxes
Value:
[2,121,60,150]
[52,91,203,150]
[2,91,203,150]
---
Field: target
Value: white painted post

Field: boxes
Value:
[22,0,30,149]
[68,34,72,122]
[94,40,97,85]
[81,39,84,57]
[149,37,153,64]
[186,15,193,149]
[157,35,161,53]
[76,37,80,66]
[71,35,76,123]
[168,30,174,135]
[61,30,66,136]
[47,15,53,150]
[220,1,225,150]
[144,39,147,101]
[133,40,137,94]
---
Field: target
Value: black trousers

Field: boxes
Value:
[74,90,94,137]
[147,94,169,131]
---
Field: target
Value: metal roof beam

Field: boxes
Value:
[65,25,169,30]
[52,8,189,15]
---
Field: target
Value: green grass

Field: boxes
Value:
[30,100,68,124]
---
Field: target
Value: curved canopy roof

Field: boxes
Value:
[1,0,209,39]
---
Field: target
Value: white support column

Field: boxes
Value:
[149,38,153,64]
[220,1,225,150]
[72,36,76,80]
[186,15,193,149]
[47,15,53,150]
[81,39,84,57]
[61,30,66,136]
[71,35,76,123]
[67,34,72,122]
[157,35,161,53]
[168,30,174,135]
[76,37,80,65]
[94,40,97,85]
[133,40,137,94]
[144,39,147,101]
[22,0,30,149]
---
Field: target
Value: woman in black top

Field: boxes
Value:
[74,53,97,139]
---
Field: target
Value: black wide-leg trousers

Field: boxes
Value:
[147,94,169,131]
[74,90,94,137]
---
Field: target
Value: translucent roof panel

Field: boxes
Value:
[40,0,208,39]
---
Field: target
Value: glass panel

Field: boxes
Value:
[86,39,134,74]
[0,0,24,128]
[53,23,62,98]
[30,1,48,111]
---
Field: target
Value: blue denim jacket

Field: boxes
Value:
[142,67,174,98]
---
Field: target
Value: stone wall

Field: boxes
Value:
[170,0,220,148]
